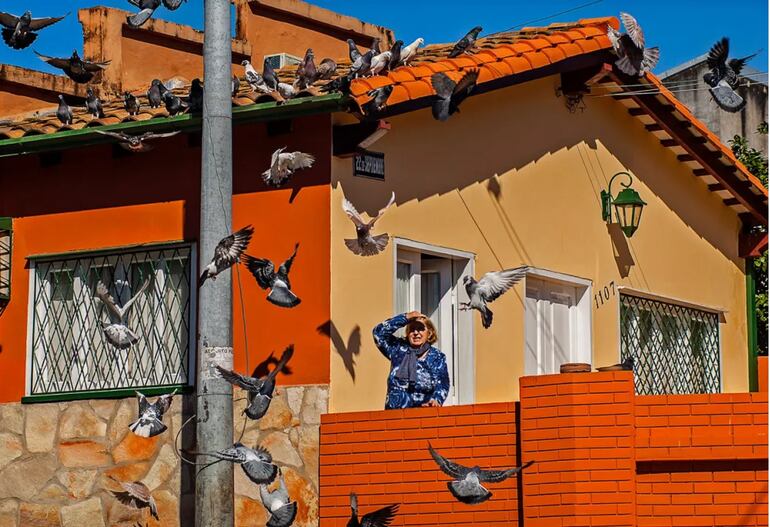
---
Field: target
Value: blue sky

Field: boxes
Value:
[0,0,767,77]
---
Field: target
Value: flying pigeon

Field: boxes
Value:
[260,469,297,527]
[162,90,186,116]
[126,0,187,28]
[703,37,755,113]
[56,94,73,126]
[400,37,424,66]
[35,50,111,83]
[242,244,301,308]
[263,58,279,90]
[147,79,165,108]
[124,92,140,115]
[342,191,395,256]
[369,51,392,76]
[0,10,67,50]
[187,78,203,113]
[320,73,352,95]
[129,390,175,438]
[347,38,362,63]
[212,443,278,485]
[94,277,152,349]
[431,69,479,121]
[242,59,264,91]
[316,58,337,80]
[361,85,393,115]
[198,225,255,287]
[232,74,241,97]
[350,50,374,78]
[95,129,181,153]
[109,477,159,521]
[388,40,403,71]
[261,147,315,187]
[295,48,317,89]
[596,356,635,372]
[428,442,534,504]
[347,492,399,527]
[448,26,483,58]
[216,345,294,420]
[462,266,528,328]
[607,12,659,77]
[85,87,104,118]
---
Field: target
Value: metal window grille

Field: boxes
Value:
[0,217,10,302]
[619,293,720,395]
[29,243,194,395]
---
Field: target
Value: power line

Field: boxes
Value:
[486,0,605,38]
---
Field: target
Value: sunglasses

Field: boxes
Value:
[407,325,427,333]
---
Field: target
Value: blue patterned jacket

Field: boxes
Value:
[372,314,450,409]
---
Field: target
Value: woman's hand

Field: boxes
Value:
[421,399,440,407]
[406,311,424,320]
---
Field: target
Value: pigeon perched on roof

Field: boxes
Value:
[129,390,175,438]
[216,345,294,420]
[361,85,393,115]
[596,356,635,372]
[399,37,424,66]
[369,51,392,76]
[147,79,165,108]
[703,37,755,113]
[242,244,301,308]
[462,266,528,328]
[212,443,278,485]
[260,469,297,527]
[263,58,279,91]
[56,94,73,126]
[162,90,186,116]
[109,477,159,521]
[428,442,534,504]
[34,50,111,83]
[232,74,241,97]
[342,191,395,256]
[295,48,317,89]
[370,37,382,55]
[350,50,374,78]
[241,59,263,91]
[262,147,315,187]
[95,130,180,153]
[0,10,67,50]
[347,492,399,527]
[431,69,479,121]
[126,0,187,28]
[388,40,403,71]
[187,78,203,113]
[320,73,352,95]
[276,83,296,100]
[316,58,337,80]
[124,92,140,115]
[85,87,104,118]
[448,26,483,58]
[607,12,659,77]
[347,39,362,63]
[94,277,152,350]
[198,225,254,287]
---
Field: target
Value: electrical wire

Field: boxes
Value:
[485,0,605,38]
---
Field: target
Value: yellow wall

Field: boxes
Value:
[329,75,747,412]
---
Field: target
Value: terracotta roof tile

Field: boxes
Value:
[540,46,568,62]
[399,79,434,100]
[501,56,534,74]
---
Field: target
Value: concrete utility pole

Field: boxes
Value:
[196,0,234,525]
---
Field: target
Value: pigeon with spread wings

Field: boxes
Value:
[347,492,399,527]
[198,225,254,287]
[607,12,659,77]
[342,191,395,256]
[242,244,301,308]
[431,69,479,121]
[35,50,110,83]
[0,10,67,50]
[428,442,534,504]
[448,26,482,58]
[260,469,298,527]
[212,443,278,485]
[126,0,187,28]
[262,147,315,187]
[94,277,152,350]
[462,266,528,328]
[95,130,180,153]
[703,37,756,113]
[129,390,175,438]
[109,477,159,521]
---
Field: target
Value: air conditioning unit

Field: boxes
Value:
[263,53,301,70]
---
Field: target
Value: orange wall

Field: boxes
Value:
[0,114,331,403]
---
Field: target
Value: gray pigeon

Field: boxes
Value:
[187,78,203,113]
[316,58,337,80]
[361,85,393,115]
[320,73,352,95]
[347,492,399,527]
[0,10,66,50]
[242,59,264,91]
[607,12,659,77]
[95,129,181,153]
[124,91,140,115]
[388,40,403,70]
[260,469,297,527]
[242,244,301,308]
[56,94,73,125]
[262,147,315,187]
[162,90,186,115]
[347,38,362,63]
[596,356,635,372]
[147,79,164,108]
[263,58,279,91]
[216,345,294,420]
[129,390,175,438]
[85,87,104,118]
[371,37,382,55]
[232,74,241,97]
[428,442,534,504]
[350,50,374,78]
[109,477,159,521]
[198,225,254,287]
[126,0,187,28]
[342,191,395,256]
[94,277,152,349]
[461,266,528,328]
[212,443,278,485]
[703,37,755,113]
[295,48,317,89]
[431,69,478,121]
[35,50,111,83]
[448,26,483,58]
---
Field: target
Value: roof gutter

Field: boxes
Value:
[0,93,346,158]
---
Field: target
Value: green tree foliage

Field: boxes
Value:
[729,124,768,355]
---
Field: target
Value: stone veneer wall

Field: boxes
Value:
[0,384,327,527]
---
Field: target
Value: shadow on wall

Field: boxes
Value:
[251,348,295,379]
[317,320,361,381]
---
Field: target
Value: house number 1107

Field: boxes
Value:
[594,281,615,308]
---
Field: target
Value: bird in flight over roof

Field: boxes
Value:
[35,50,111,83]
[126,0,187,28]
[607,12,659,77]
[431,69,479,121]
[0,10,67,50]
[703,37,756,113]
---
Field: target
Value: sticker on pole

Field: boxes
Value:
[200,346,234,382]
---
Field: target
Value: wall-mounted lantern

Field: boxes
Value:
[0,217,11,303]
[601,172,646,238]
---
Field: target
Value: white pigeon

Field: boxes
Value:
[369,51,392,76]
[128,390,175,438]
[241,59,264,91]
[461,266,528,328]
[94,277,152,349]
[198,225,254,287]
[262,147,315,187]
[342,191,395,256]
[260,469,298,527]
[400,37,424,66]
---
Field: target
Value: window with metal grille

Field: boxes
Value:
[619,293,720,395]
[28,243,194,396]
